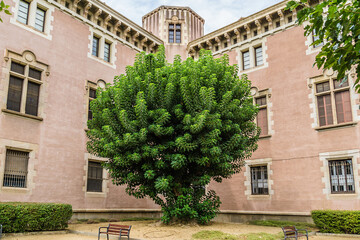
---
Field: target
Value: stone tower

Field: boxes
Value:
[142,6,205,62]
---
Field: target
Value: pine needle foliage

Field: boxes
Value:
[87,46,259,224]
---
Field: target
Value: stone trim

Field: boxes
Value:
[319,149,360,200]
[83,153,109,198]
[0,139,39,195]
[10,0,55,40]
[244,158,274,200]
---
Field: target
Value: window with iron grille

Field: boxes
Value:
[169,24,174,43]
[255,96,268,136]
[242,50,250,70]
[251,166,268,195]
[3,149,29,188]
[104,42,111,62]
[87,161,103,192]
[7,61,42,116]
[329,159,355,194]
[92,36,100,57]
[35,7,46,32]
[88,88,97,120]
[17,0,30,25]
[255,46,263,66]
[175,24,181,43]
[315,78,352,127]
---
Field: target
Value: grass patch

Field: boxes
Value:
[249,220,316,230]
[192,230,238,240]
[239,232,283,240]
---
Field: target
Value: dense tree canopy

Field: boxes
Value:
[287,0,360,92]
[87,46,259,224]
[0,1,11,22]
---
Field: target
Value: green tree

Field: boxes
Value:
[87,46,259,224]
[0,1,11,22]
[287,0,360,92]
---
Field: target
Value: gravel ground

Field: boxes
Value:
[3,221,358,240]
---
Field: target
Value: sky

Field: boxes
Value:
[102,0,283,34]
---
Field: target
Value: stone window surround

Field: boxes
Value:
[83,153,109,198]
[320,149,360,200]
[84,79,106,129]
[308,69,360,130]
[88,28,117,69]
[235,38,268,74]
[252,88,273,139]
[165,15,185,45]
[244,158,274,200]
[0,139,38,195]
[10,0,55,40]
[1,49,49,121]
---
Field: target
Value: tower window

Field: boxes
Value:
[169,24,174,43]
[175,24,181,43]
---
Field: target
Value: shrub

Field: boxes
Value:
[312,210,360,234]
[0,202,72,233]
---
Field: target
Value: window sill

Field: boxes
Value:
[315,122,357,131]
[1,108,44,121]
[1,186,29,193]
[86,192,106,198]
[248,194,271,200]
[259,134,271,139]
[328,193,358,199]
[2,109,43,121]
[16,20,46,35]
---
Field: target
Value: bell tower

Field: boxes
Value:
[142,6,205,62]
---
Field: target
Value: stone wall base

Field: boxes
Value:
[72,209,312,223]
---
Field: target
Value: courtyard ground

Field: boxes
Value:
[3,220,359,240]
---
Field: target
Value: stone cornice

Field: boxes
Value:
[47,0,163,50]
[142,5,205,23]
[187,0,289,50]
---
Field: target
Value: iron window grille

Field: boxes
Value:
[329,159,355,194]
[87,161,103,192]
[250,166,268,195]
[3,150,29,188]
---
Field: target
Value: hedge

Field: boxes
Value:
[312,210,360,234]
[0,202,72,233]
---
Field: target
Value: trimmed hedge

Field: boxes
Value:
[312,210,360,234]
[0,202,72,233]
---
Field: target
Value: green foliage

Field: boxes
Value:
[286,0,360,93]
[0,202,72,233]
[312,210,360,234]
[87,46,259,224]
[192,230,238,240]
[249,220,316,230]
[0,1,11,22]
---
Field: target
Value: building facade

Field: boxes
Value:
[0,0,359,222]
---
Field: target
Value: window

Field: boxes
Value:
[104,42,111,62]
[242,50,250,70]
[243,34,247,40]
[233,38,237,44]
[107,26,111,31]
[76,8,81,15]
[251,166,268,195]
[254,30,257,36]
[134,41,138,47]
[276,21,280,28]
[256,96,268,136]
[288,16,293,23]
[7,61,42,116]
[329,160,354,194]
[175,24,181,43]
[169,24,174,43]
[92,36,99,57]
[87,161,103,192]
[255,46,263,66]
[65,1,69,8]
[88,88,96,120]
[143,46,147,52]
[224,42,228,48]
[3,150,29,188]
[316,78,352,127]
[312,30,324,48]
[17,0,29,24]
[87,14,91,20]
[35,7,46,32]
[215,46,219,51]
[264,26,269,32]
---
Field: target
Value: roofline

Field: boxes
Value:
[188,0,288,46]
[142,5,205,23]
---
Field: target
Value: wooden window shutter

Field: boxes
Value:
[335,90,352,124]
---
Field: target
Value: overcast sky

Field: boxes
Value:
[103,0,283,34]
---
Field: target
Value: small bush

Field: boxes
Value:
[0,202,72,233]
[192,230,238,240]
[312,210,360,234]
